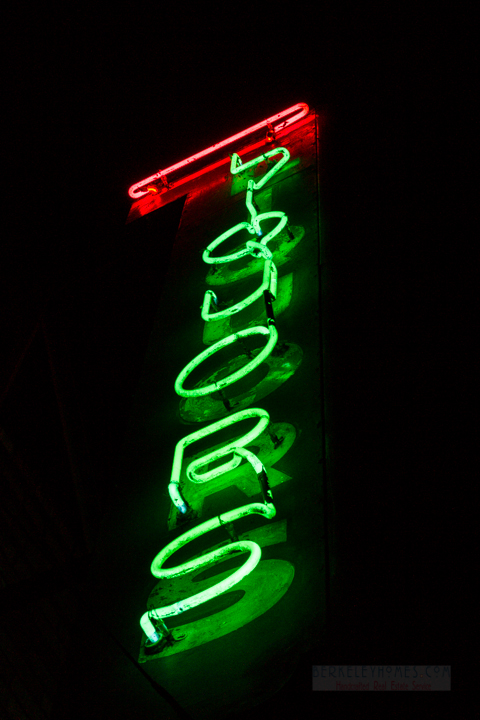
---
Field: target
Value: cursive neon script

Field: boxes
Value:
[140,145,298,647]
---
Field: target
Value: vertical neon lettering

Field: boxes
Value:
[141,145,299,650]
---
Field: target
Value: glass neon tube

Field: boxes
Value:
[174,325,278,399]
[202,222,256,264]
[168,408,270,513]
[128,104,308,199]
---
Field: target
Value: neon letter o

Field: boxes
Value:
[174,326,278,398]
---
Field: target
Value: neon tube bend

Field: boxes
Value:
[168,408,270,513]
[202,213,287,267]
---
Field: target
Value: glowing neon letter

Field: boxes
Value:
[140,497,275,644]
[168,407,270,512]
[174,325,278,398]
[231,148,290,234]
[201,243,277,322]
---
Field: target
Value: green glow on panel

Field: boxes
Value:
[245,180,288,239]
[174,325,278,398]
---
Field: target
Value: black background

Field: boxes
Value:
[2,2,476,712]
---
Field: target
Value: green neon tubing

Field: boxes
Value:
[249,206,289,240]
[201,243,277,321]
[230,148,290,191]
[245,182,260,233]
[232,447,274,506]
[146,439,275,641]
[174,324,278,398]
[189,445,274,508]
[203,222,256,265]
[259,211,289,243]
[270,260,278,298]
[233,148,290,234]
[168,408,270,512]
[140,498,275,642]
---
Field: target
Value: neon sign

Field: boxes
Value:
[139,143,302,650]
[128,103,309,199]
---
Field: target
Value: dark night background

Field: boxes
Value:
[1,3,476,716]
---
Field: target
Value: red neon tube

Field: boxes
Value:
[128,103,309,199]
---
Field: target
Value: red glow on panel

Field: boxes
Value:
[128,103,309,200]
